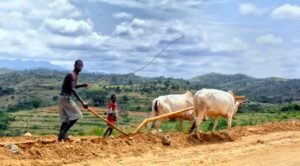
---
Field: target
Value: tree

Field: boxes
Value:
[52,96,58,101]
[122,95,129,103]
[136,106,141,111]
[128,80,133,85]
[116,86,122,93]
[0,111,9,130]
[32,99,42,109]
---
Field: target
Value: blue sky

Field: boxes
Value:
[0,0,299,78]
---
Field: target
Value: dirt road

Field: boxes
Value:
[1,121,300,166]
[71,131,300,166]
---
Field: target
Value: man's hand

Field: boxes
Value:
[82,101,88,109]
[75,83,88,89]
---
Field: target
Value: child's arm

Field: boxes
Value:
[108,108,113,114]
[106,103,112,115]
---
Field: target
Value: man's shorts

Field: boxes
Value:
[58,95,83,122]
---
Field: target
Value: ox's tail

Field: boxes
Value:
[154,100,159,116]
[147,100,159,133]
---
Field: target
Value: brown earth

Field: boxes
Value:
[1,120,300,166]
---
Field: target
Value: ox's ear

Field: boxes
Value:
[235,96,246,106]
[228,90,234,96]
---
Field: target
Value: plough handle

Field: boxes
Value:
[86,108,128,136]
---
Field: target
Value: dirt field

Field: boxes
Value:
[1,120,300,166]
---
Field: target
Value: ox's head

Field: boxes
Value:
[234,96,246,106]
[228,90,246,105]
[228,90,247,117]
[233,95,246,118]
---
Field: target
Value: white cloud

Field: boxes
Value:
[45,32,110,52]
[209,38,247,53]
[0,0,298,78]
[0,0,81,19]
[0,0,90,62]
[113,12,133,19]
[42,19,93,36]
[0,29,8,40]
[256,34,283,45]
[113,18,158,38]
[239,3,266,15]
[92,0,226,12]
[109,16,250,74]
[271,4,300,20]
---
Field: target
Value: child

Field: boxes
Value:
[103,94,118,138]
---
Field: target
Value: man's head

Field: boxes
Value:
[111,94,116,103]
[74,59,83,73]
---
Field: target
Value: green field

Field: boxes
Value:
[2,104,300,137]
[2,106,148,136]
[159,111,300,133]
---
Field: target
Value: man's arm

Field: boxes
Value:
[75,83,88,89]
[71,81,88,108]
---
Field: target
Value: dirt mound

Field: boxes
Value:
[1,120,300,166]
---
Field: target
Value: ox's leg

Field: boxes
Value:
[154,120,162,133]
[147,111,157,134]
[212,116,219,132]
[203,115,208,121]
[179,120,183,132]
[227,116,232,130]
[226,116,233,140]
[194,111,205,140]
[189,120,196,134]
[156,104,171,133]
[146,122,153,134]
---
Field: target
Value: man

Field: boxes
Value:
[58,59,88,142]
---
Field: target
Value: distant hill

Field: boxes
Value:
[0,68,13,75]
[0,60,66,71]
[0,69,300,112]
[190,73,257,88]
[190,73,300,103]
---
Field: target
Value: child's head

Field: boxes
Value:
[111,94,116,103]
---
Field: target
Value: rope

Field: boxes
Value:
[127,34,184,75]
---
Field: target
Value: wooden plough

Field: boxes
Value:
[133,107,194,134]
[87,107,194,136]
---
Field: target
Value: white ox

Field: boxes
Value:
[147,91,194,133]
[189,88,246,139]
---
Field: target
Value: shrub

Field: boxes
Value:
[88,126,104,136]
[280,104,300,112]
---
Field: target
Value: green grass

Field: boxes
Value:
[4,105,300,136]
[87,126,105,136]
[156,111,300,133]
[5,106,147,136]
